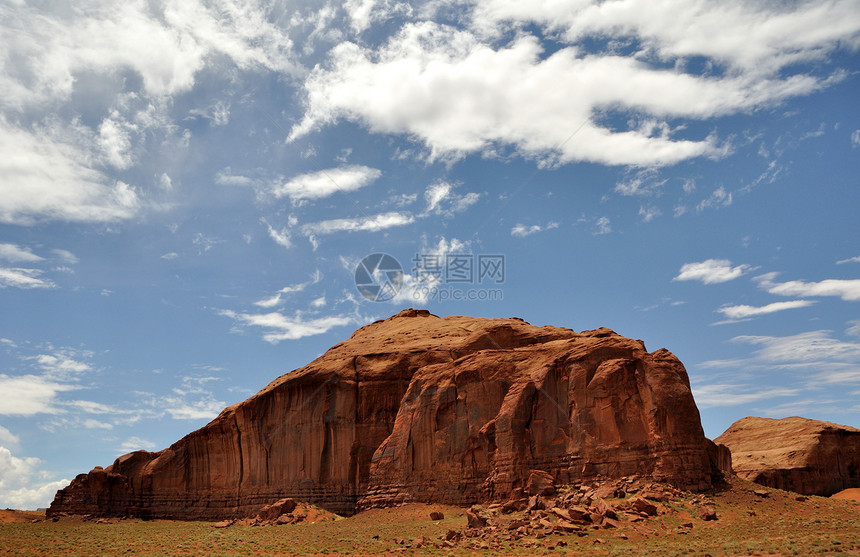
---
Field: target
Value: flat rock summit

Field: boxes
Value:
[716,416,860,496]
[49,310,729,519]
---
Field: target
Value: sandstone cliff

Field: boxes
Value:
[715,416,860,496]
[49,309,727,519]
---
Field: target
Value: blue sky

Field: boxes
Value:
[1,0,859,509]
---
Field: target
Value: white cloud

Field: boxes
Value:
[511,221,559,237]
[852,129,860,147]
[344,0,410,34]
[188,101,230,126]
[716,300,816,321]
[837,255,860,265]
[118,436,157,454]
[391,236,472,304]
[32,351,91,379]
[847,320,860,338]
[756,272,860,302]
[674,259,751,284]
[290,0,856,167]
[272,165,382,201]
[0,374,79,416]
[3,1,298,105]
[732,330,860,364]
[615,169,666,196]
[696,186,732,211]
[471,0,860,75]
[0,267,55,289]
[638,205,661,222]
[422,181,480,216]
[594,216,612,235]
[290,24,741,166]
[220,309,354,343]
[0,426,19,448]
[253,273,322,308]
[301,211,414,236]
[0,244,43,263]
[0,446,69,510]
[161,252,179,260]
[0,119,140,225]
[692,383,800,409]
[51,249,78,264]
[265,221,292,249]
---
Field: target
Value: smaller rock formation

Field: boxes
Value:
[715,416,860,496]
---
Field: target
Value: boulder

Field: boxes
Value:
[48,310,727,520]
[525,470,555,496]
[715,416,860,496]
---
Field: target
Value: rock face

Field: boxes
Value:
[715,416,860,496]
[49,309,727,519]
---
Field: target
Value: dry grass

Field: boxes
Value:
[2,478,858,556]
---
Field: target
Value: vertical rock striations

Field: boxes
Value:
[49,309,727,519]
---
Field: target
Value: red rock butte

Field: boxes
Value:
[49,309,729,519]
[716,416,860,496]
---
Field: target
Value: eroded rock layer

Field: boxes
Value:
[715,416,860,496]
[49,309,726,519]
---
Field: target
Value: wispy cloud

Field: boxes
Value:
[594,216,612,235]
[219,309,354,343]
[301,211,414,236]
[0,244,44,263]
[674,259,752,284]
[271,165,381,201]
[716,300,815,321]
[837,255,860,265]
[696,186,732,211]
[692,383,799,409]
[511,221,559,237]
[756,272,860,302]
[0,267,55,289]
[118,436,157,454]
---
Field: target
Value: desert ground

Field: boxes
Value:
[2,477,858,556]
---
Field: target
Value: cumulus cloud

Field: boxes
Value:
[290,0,857,167]
[716,300,816,321]
[0,446,69,510]
[0,120,141,225]
[674,259,752,284]
[272,165,382,201]
[220,309,354,343]
[471,0,860,75]
[756,272,860,302]
[290,24,735,166]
